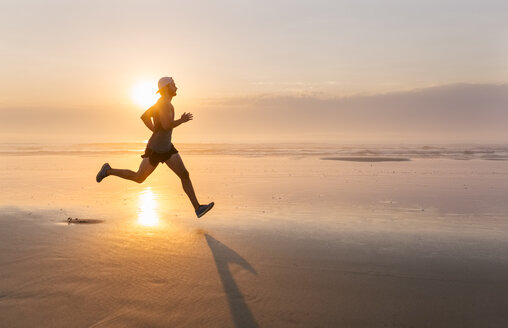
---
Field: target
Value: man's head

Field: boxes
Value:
[156,77,177,97]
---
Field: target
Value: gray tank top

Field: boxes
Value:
[147,101,173,153]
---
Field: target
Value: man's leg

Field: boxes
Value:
[165,153,200,210]
[107,158,157,183]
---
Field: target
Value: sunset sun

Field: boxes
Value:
[131,80,159,108]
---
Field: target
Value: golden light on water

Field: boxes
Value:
[131,80,160,109]
[137,187,159,227]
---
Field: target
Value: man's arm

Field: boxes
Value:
[159,107,193,130]
[140,106,155,132]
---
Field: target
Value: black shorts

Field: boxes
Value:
[141,145,178,167]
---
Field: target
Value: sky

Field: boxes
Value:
[0,0,507,143]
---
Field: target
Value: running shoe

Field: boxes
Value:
[96,163,111,183]
[196,202,214,218]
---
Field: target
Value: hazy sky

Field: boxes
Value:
[0,0,506,143]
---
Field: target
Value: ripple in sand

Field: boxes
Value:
[321,157,411,162]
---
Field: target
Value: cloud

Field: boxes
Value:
[186,83,508,143]
[1,83,507,143]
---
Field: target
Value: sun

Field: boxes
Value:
[131,80,160,108]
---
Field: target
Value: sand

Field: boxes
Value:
[321,156,411,162]
[1,144,508,327]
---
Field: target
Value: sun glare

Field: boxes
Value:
[137,187,159,227]
[131,80,160,108]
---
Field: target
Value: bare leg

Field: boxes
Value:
[165,153,200,210]
[107,158,157,183]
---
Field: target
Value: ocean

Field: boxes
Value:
[1,142,508,160]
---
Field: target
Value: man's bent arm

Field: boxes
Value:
[165,118,185,129]
[140,107,155,132]
[141,116,155,132]
[161,115,193,130]
[159,110,192,130]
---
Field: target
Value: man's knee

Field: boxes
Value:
[134,173,147,183]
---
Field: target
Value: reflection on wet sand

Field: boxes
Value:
[205,234,258,328]
[137,187,159,227]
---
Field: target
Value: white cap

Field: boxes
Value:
[156,77,174,94]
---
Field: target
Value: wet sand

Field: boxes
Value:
[1,148,508,327]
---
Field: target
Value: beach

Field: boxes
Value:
[1,143,508,327]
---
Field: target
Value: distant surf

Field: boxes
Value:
[0,142,507,161]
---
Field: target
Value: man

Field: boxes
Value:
[96,77,214,218]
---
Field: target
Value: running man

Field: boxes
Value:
[96,77,214,218]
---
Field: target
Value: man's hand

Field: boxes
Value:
[181,112,194,123]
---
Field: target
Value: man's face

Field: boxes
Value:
[166,82,177,96]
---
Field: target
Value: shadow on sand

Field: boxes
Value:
[205,234,259,328]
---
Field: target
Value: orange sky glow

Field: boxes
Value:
[0,1,506,143]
